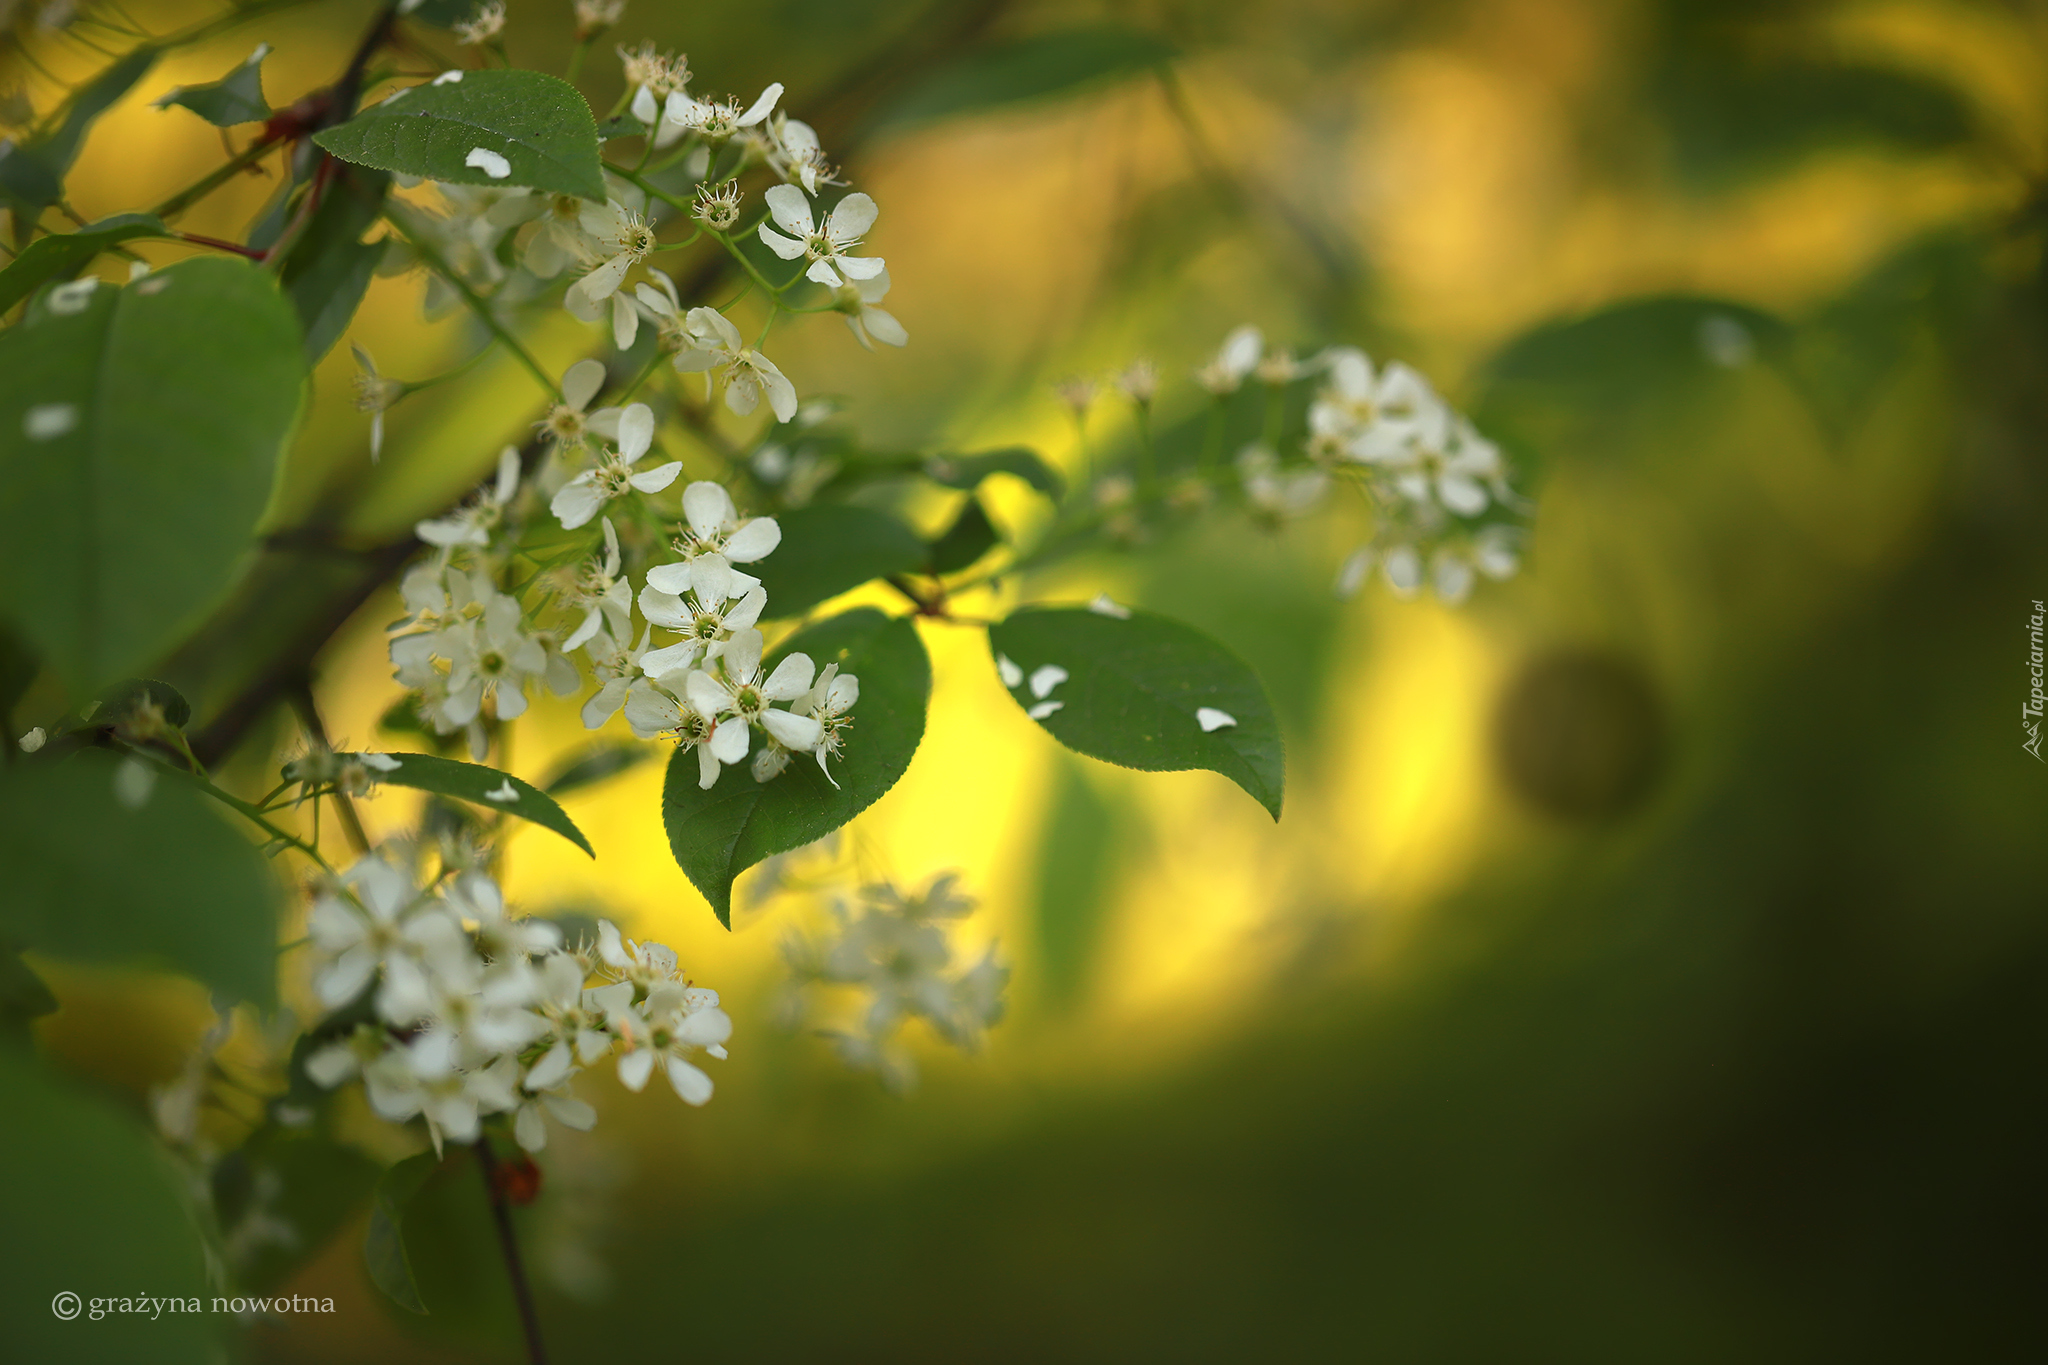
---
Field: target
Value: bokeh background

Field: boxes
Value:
[9,0,2048,1358]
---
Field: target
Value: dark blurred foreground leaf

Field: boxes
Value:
[0,1048,220,1362]
[875,27,1177,132]
[0,257,304,694]
[927,495,1001,574]
[364,1151,440,1314]
[278,165,391,364]
[373,752,594,856]
[315,69,606,200]
[990,606,1284,819]
[215,1127,380,1295]
[0,949,58,1038]
[752,503,928,618]
[0,754,278,1004]
[922,446,1065,500]
[665,609,929,926]
[0,214,168,316]
[0,46,157,210]
[155,43,271,125]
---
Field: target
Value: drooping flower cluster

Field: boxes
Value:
[779,873,1009,1093]
[303,843,730,1153]
[1189,326,1532,605]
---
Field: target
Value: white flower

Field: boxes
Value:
[417,445,520,547]
[618,41,688,126]
[513,1084,597,1152]
[660,81,781,142]
[1392,416,1506,518]
[1238,444,1328,521]
[573,0,625,39]
[611,982,731,1105]
[579,622,651,727]
[654,480,782,567]
[637,552,767,674]
[549,402,681,529]
[839,268,907,350]
[1307,350,1444,465]
[761,113,836,193]
[438,581,549,724]
[792,662,858,786]
[622,676,746,787]
[1196,325,1263,394]
[1427,527,1521,604]
[563,517,633,651]
[564,198,659,319]
[307,856,469,1019]
[671,306,798,422]
[756,184,884,289]
[535,357,624,449]
[682,628,823,755]
[453,0,504,45]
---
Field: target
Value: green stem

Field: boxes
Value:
[383,212,559,399]
[1134,404,1156,491]
[609,166,692,214]
[118,743,335,874]
[616,347,668,404]
[150,140,282,220]
[566,36,593,83]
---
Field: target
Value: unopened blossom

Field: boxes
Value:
[756,184,884,289]
[573,0,624,40]
[1116,358,1159,406]
[417,445,520,547]
[638,552,766,674]
[351,344,403,461]
[550,402,681,529]
[1196,325,1262,394]
[453,0,504,45]
[562,517,632,650]
[661,81,781,142]
[838,268,907,349]
[671,306,798,422]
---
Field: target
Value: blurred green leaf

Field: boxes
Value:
[922,446,1065,500]
[0,46,157,211]
[278,165,391,364]
[155,44,270,126]
[364,1151,440,1315]
[0,214,167,316]
[542,739,652,795]
[403,0,489,28]
[0,257,304,695]
[0,948,58,1038]
[373,752,594,857]
[215,1127,381,1295]
[927,494,1001,575]
[751,503,928,618]
[0,621,34,725]
[0,1047,221,1362]
[990,606,1284,819]
[314,70,607,200]
[665,609,930,926]
[0,754,279,1003]
[875,27,1177,132]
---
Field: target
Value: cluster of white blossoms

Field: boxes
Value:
[1196,325,1531,605]
[304,843,730,1153]
[779,873,1008,1093]
[387,390,860,791]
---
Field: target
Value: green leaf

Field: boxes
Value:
[989,606,1284,819]
[0,753,280,1005]
[314,69,607,201]
[0,213,168,316]
[751,503,928,618]
[403,0,489,28]
[920,446,1065,500]
[0,46,157,211]
[277,165,391,363]
[154,43,270,126]
[926,494,1001,574]
[364,1151,440,1315]
[0,256,305,695]
[373,752,594,856]
[542,739,652,796]
[215,1127,381,1294]
[875,27,1177,132]
[596,115,649,141]
[0,1048,222,1364]
[664,609,930,926]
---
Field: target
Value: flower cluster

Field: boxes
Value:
[779,873,1008,1093]
[304,844,730,1153]
[1192,326,1531,604]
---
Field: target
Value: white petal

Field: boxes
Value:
[722,516,780,563]
[683,481,736,539]
[710,715,750,763]
[616,1046,656,1092]
[860,306,908,347]
[737,82,783,127]
[1028,664,1068,699]
[568,253,633,311]
[762,708,822,750]
[665,1056,714,1104]
[611,291,640,350]
[645,560,693,595]
[551,475,605,529]
[835,254,886,281]
[762,651,814,700]
[630,460,683,493]
[756,223,807,260]
[615,402,655,460]
[1087,593,1131,619]
[825,191,878,243]
[1195,707,1237,732]
[630,83,658,125]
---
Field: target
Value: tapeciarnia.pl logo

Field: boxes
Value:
[2026,599,2045,762]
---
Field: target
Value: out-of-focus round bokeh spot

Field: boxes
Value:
[1492,648,1663,819]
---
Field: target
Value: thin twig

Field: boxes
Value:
[474,1138,549,1365]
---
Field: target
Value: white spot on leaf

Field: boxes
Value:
[47,277,97,315]
[24,403,77,440]
[1028,664,1067,699]
[465,146,511,179]
[1195,707,1237,732]
[1087,593,1131,619]
[995,654,1022,689]
[483,779,518,802]
[1027,700,1064,721]
[432,69,464,85]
